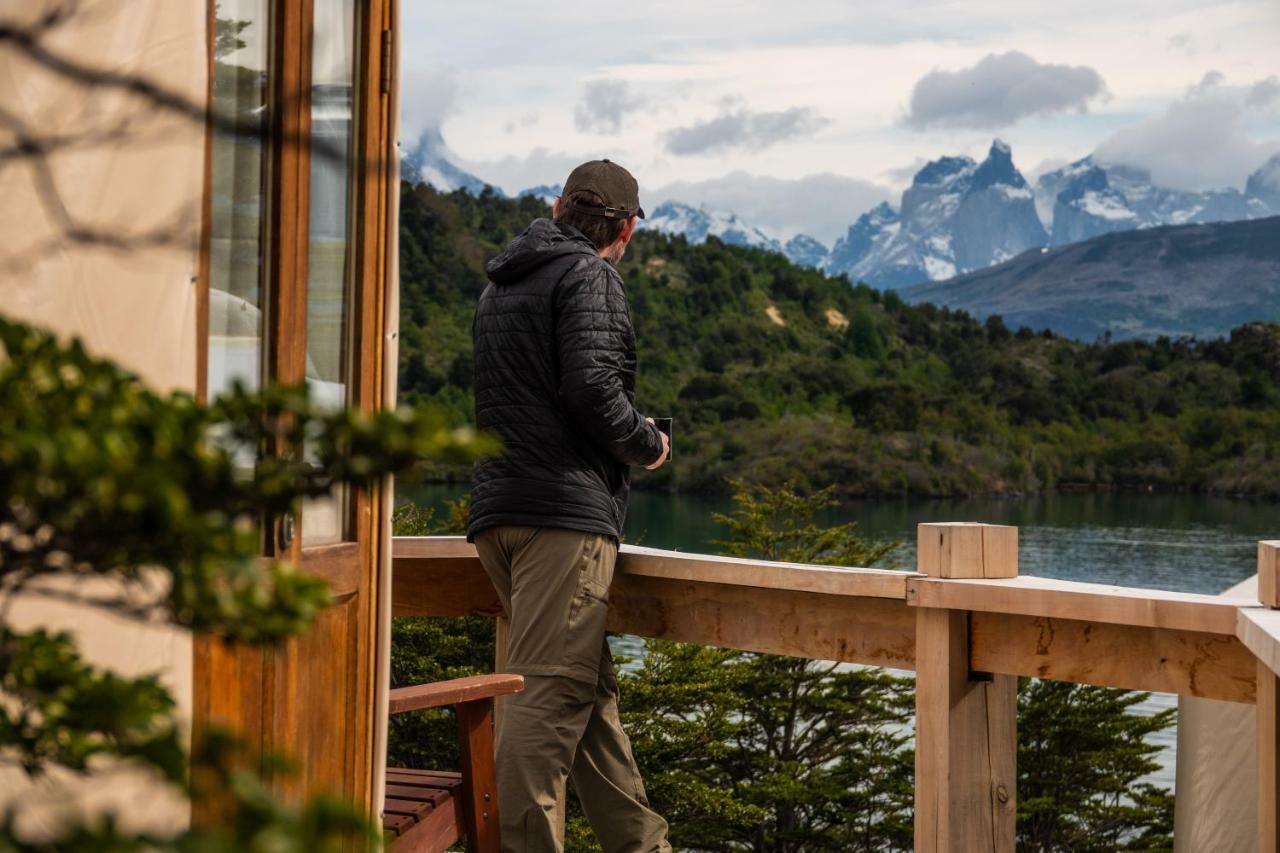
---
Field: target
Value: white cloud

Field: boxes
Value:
[400,66,459,140]
[1188,70,1225,95]
[650,172,892,244]
[455,148,585,196]
[1095,80,1280,191]
[1248,76,1280,110]
[664,106,829,155]
[574,80,647,134]
[904,51,1107,130]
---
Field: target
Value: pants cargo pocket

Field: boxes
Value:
[563,537,613,678]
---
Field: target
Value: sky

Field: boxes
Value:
[399,0,1280,244]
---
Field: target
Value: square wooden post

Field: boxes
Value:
[1259,542,1280,852]
[915,523,1018,853]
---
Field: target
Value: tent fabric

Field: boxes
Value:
[0,0,206,838]
[0,0,205,393]
[1174,574,1257,852]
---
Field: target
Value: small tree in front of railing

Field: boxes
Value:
[0,316,493,850]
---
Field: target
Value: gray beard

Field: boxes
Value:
[601,241,627,266]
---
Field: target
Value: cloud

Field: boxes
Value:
[1188,70,1225,95]
[1248,76,1280,109]
[664,106,829,156]
[456,148,585,196]
[1167,33,1196,57]
[903,51,1107,130]
[574,80,647,134]
[400,66,459,139]
[1095,81,1280,191]
[650,172,892,244]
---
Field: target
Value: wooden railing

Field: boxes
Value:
[392,525,1277,852]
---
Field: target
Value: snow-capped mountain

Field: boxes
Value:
[1245,154,1280,214]
[825,140,1047,289]
[1035,157,1267,246]
[783,234,830,269]
[400,128,496,196]
[640,201,783,254]
[517,184,562,206]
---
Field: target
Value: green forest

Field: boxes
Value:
[398,182,1280,499]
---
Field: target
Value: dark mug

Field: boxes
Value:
[652,417,673,461]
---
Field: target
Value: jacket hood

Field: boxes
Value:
[485,218,598,286]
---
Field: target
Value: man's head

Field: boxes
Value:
[552,159,645,265]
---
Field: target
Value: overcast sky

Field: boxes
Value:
[400,0,1280,243]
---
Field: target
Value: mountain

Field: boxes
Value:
[517,183,562,206]
[1034,157,1272,245]
[783,234,830,269]
[902,216,1280,340]
[396,181,1280,499]
[401,128,495,196]
[640,201,782,253]
[826,140,1048,290]
[1246,154,1280,213]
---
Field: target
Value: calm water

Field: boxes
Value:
[401,483,1280,789]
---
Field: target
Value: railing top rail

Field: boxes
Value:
[619,544,913,600]
[910,574,1256,635]
[392,536,916,600]
[1239,608,1280,676]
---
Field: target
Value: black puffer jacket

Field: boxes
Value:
[467,218,664,541]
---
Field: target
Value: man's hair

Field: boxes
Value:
[554,191,627,251]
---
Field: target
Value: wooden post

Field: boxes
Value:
[915,523,1018,853]
[456,699,502,853]
[1259,660,1280,853]
[1260,541,1280,608]
[1260,543,1280,852]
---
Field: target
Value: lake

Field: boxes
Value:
[400,483,1280,789]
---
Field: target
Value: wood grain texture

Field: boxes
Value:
[607,574,916,669]
[1239,607,1280,677]
[1260,661,1280,853]
[393,536,914,599]
[455,701,501,853]
[909,575,1247,635]
[1260,542,1280,609]
[914,608,1016,853]
[392,555,505,618]
[388,674,524,714]
[917,523,1017,579]
[974,611,1257,703]
[619,544,912,599]
[393,539,1259,699]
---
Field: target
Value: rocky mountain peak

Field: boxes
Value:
[971,138,1026,192]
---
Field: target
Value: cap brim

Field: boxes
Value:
[636,206,645,220]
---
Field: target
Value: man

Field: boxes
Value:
[468,159,672,853]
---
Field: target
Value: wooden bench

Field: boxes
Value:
[383,673,524,852]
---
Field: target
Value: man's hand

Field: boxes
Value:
[644,417,670,470]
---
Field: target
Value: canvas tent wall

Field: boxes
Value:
[0,0,208,836]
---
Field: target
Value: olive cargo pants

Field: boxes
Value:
[474,526,672,853]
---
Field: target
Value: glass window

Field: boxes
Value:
[301,0,358,545]
[207,0,270,400]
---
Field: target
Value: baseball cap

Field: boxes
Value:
[561,159,646,220]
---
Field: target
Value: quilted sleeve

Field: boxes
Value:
[554,262,665,467]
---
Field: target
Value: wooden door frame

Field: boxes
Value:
[193,0,397,818]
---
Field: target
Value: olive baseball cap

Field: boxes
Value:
[561,159,645,220]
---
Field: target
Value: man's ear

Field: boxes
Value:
[552,197,562,218]
[619,215,638,244]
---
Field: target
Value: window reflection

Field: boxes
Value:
[302,0,358,545]
[207,1,269,399]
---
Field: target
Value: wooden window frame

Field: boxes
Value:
[194,0,398,816]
